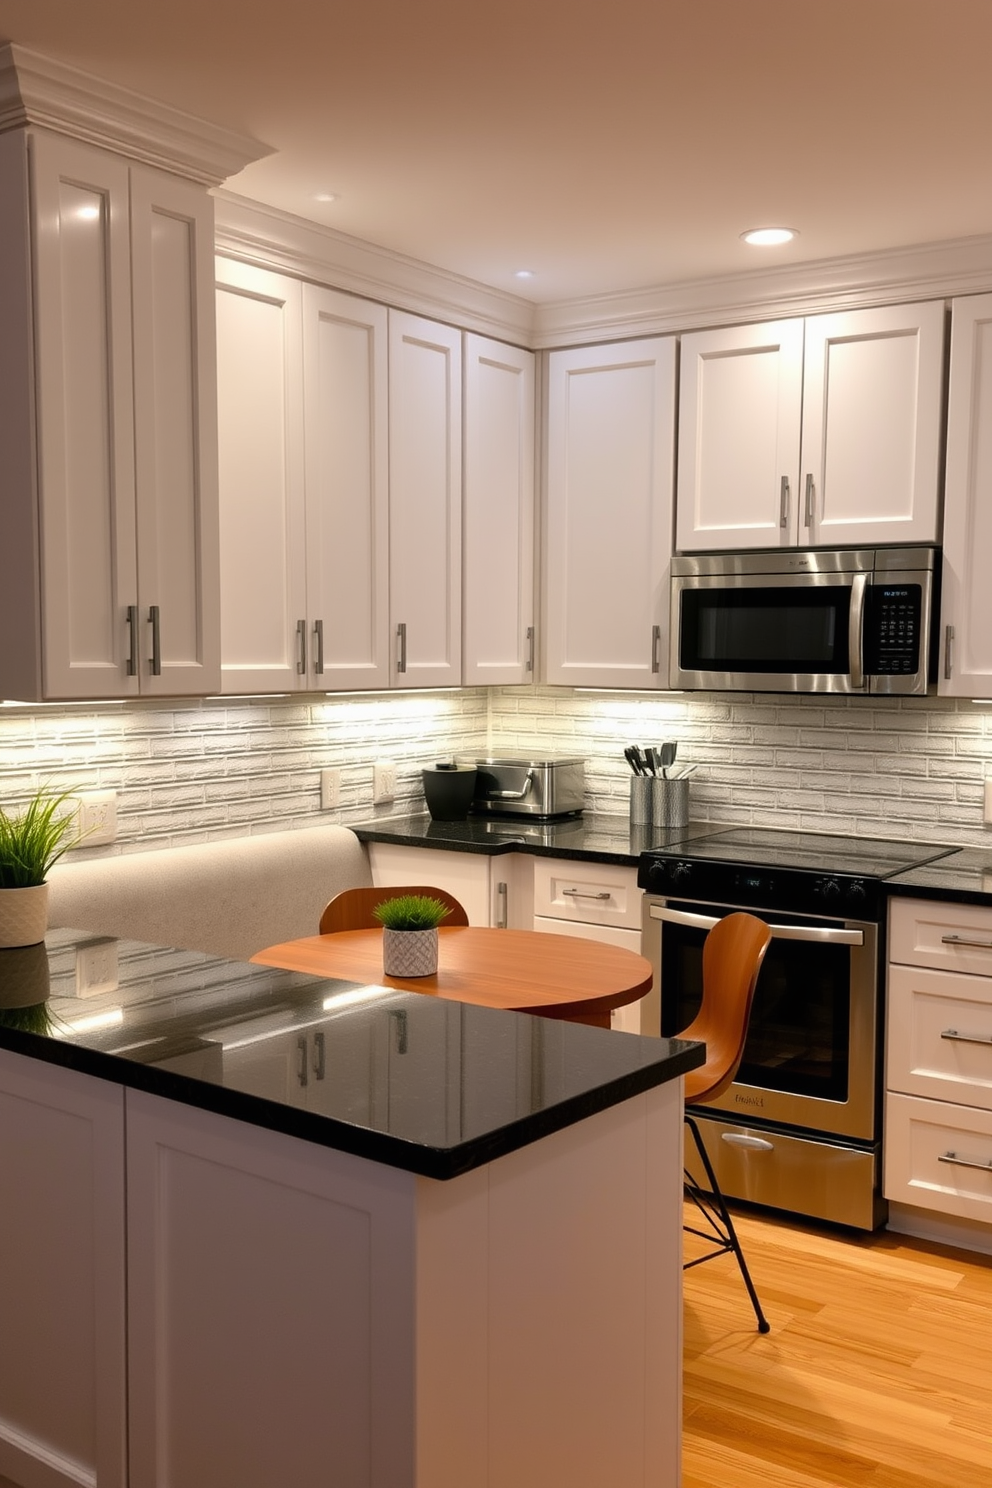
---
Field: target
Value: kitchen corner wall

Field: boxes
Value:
[4,684,992,856]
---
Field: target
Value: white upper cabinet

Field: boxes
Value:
[939,294,992,697]
[388,311,463,688]
[216,266,390,693]
[463,334,535,685]
[304,285,390,691]
[545,338,677,689]
[676,302,945,552]
[0,129,220,700]
[676,319,804,552]
[216,260,307,693]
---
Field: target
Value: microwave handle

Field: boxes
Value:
[849,572,867,690]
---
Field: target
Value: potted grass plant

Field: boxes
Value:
[0,787,79,947]
[372,893,452,977]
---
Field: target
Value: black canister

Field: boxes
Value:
[421,762,478,821]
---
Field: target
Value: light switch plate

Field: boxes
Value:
[75,938,119,998]
[320,767,341,810]
[373,760,396,804]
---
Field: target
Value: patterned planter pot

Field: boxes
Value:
[382,927,439,978]
[0,883,50,949]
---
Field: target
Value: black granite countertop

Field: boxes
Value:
[0,930,702,1181]
[885,848,992,906]
[352,811,726,866]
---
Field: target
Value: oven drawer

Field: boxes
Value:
[884,1092,992,1224]
[889,897,992,978]
[531,859,641,932]
[887,964,992,1111]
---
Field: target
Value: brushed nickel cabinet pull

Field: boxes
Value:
[526,625,535,673]
[938,1150,992,1173]
[940,933,992,949]
[312,1030,326,1079]
[314,618,324,675]
[562,888,611,901]
[779,476,790,528]
[651,624,662,673]
[126,605,138,676]
[944,623,955,680]
[496,881,508,928]
[396,622,407,674]
[149,605,162,676]
[941,1028,992,1046]
[296,619,307,675]
[804,473,815,528]
[297,1034,308,1088]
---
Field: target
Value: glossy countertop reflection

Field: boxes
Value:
[351,811,727,865]
[0,930,702,1180]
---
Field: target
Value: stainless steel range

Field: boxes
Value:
[638,827,957,1229]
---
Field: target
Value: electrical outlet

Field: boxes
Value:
[74,790,118,845]
[75,938,119,998]
[320,767,341,810]
[373,760,396,804]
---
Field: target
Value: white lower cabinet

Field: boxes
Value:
[885,897,992,1251]
[367,841,530,928]
[530,858,648,1034]
[0,1051,126,1488]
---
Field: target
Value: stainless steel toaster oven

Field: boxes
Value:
[471,757,585,820]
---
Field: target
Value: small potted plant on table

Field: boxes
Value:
[0,787,79,948]
[372,894,452,978]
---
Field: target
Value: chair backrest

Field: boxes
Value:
[678,912,772,1105]
[319,885,469,934]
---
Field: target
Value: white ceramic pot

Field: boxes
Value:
[382,926,439,978]
[0,883,49,949]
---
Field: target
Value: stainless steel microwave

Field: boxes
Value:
[670,546,939,694]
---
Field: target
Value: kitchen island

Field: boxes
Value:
[0,930,702,1488]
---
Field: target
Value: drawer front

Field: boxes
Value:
[889,897,992,978]
[887,964,992,1111]
[531,858,641,931]
[884,1091,992,1224]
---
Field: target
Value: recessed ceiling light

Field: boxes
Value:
[741,227,798,246]
[514,269,535,279]
[313,193,338,204]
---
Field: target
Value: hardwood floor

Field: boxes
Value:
[682,1205,992,1488]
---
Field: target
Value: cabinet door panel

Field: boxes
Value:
[801,301,944,547]
[388,312,462,687]
[940,293,992,697]
[31,133,139,699]
[216,260,307,692]
[546,338,675,687]
[463,335,535,684]
[131,168,220,694]
[676,319,803,551]
[304,285,389,690]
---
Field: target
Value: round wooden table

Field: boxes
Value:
[252,925,652,1028]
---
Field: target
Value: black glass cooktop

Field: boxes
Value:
[646,826,957,880]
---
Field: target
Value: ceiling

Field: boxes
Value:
[2,0,992,304]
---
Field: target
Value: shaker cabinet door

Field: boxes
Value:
[939,293,992,697]
[303,283,390,691]
[676,318,804,552]
[545,337,676,688]
[216,259,308,693]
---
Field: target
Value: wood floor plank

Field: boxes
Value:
[682,1204,992,1488]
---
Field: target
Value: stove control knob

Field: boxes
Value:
[847,880,867,903]
[820,877,841,900]
[671,861,692,883]
[646,860,669,890]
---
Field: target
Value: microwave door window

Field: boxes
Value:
[681,587,851,673]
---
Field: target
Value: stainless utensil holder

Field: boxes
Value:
[652,777,689,830]
[629,776,655,827]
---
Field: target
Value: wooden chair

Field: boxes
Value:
[677,911,773,1333]
[319,885,469,934]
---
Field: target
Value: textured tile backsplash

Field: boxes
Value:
[3,685,992,855]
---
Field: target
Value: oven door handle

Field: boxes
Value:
[647,904,865,946]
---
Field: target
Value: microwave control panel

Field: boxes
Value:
[864,584,922,676]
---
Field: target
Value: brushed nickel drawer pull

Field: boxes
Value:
[940,933,992,950]
[938,1150,992,1173]
[562,889,611,901]
[941,1028,992,1046]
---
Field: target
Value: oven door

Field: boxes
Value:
[670,570,867,693]
[646,900,879,1142]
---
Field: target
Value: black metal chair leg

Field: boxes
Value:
[683,1115,771,1334]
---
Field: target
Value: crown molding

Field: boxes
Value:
[213,191,537,346]
[0,42,271,186]
[531,234,992,347]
